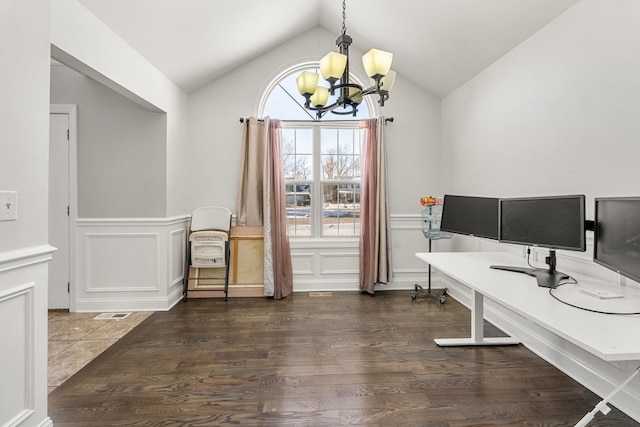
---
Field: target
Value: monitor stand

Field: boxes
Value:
[490,250,568,288]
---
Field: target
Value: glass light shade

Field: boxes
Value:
[319,51,348,81]
[362,48,393,78]
[310,86,330,106]
[378,69,396,91]
[296,71,319,96]
[349,87,363,104]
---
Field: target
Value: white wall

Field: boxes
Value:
[50,0,190,217]
[440,0,640,420]
[440,0,640,274]
[187,26,441,291]
[442,0,640,215]
[50,65,167,218]
[51,65,167,218]
[0,0,54,425]
[0,0,51,251]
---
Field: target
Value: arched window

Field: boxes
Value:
[262,66,372,121]
[261,66,374,238]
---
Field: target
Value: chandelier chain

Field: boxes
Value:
[341,0,346,35]
[296,0,392,119]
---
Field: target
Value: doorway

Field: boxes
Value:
[49,105,77,310]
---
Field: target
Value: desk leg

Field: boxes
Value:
[434,289,520,346]
[575,365,640,427]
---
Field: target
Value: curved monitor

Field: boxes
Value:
[594,197,640,283]
[440,195,499,240]
[499,194,586,252]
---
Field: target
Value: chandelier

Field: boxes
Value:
[296,0,396,119]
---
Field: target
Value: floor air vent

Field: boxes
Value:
[309,292,332,297]
[93,312,132,320]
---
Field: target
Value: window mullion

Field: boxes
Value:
[312,124,322,238]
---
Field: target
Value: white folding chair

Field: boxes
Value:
[183,206,232,301]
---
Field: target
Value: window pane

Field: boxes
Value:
[264,82,316,121]
[283,129,296,179]
[286,184,312,237]
[296,129,313,154]
[283,129,314,180]
[322,183,360,236]
[337,150,359,179]
[321,155,336,180]
[295,155,313,179]
[337,155,356,178]
[320,128,361,180]
[338,129,355,154]
[321,129,337,153]
[283,128,295,141]
[354,136,361,155]
[352,155,361,178]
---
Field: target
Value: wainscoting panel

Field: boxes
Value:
[170,229,186,287]
[319,252,359,275]
[75,216,190,312]
[289,214,431,292]
[0,283,34,426]
[0,245,55,427]
[289,239,358,291]
[291,253,314,276]
[84,233,159,292]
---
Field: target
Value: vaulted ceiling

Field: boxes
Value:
[78,0,581,97]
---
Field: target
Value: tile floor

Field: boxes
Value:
[48,310,152,394]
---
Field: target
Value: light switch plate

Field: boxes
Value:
[0,191,18,221]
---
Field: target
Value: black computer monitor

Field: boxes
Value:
[490,194,586,288]
[440,195,499,240]
[594,197,640,284]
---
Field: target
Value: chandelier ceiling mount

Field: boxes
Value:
[296,0,396,119]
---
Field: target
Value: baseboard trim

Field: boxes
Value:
[74,296,177,313]
[186,285,266,299]
[38,417,54,427]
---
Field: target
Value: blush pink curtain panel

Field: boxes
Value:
[236,117,293,299]
[359,117,393,294]
[266,120,293,299]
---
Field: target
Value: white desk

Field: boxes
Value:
[416,251,640,426]
[415,251,640,360]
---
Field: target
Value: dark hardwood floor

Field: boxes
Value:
[48,291,638,426]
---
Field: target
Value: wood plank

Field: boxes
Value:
[48,291,638,426]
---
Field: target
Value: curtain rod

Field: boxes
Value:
[239,117,394,124]
[239,117,264,123]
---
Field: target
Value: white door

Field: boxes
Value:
[49,112,70,309]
